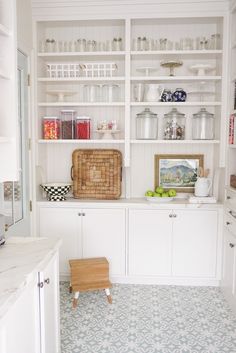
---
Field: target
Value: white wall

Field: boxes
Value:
[17,0,33,54]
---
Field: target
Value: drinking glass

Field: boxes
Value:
[133,83,145,102]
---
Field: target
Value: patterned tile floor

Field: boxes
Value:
[60,282,236,353]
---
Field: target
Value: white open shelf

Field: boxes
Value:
[131,140,220,144]
[131,76,222,82]
[38,102,125,107]
[131,102,221,106]
[38,77,125,82]
[0,23,11,37]
[228,144,236,149]
[38,51,125,57]
[38,139,125,144]
[131,50,222,56]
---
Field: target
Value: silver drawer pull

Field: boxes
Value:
[169,214,173,218]
[226,221,231,225]
[44,278,50,284]
[227,196,231,200]
[229,210,236,219]
[229,243,235,248]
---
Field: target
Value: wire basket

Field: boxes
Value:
[47,63,81,78]
[80,62,117,77]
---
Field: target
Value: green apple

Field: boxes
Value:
[168,189,177,197]
[153,192,161,197]
[162,192,169,198]
[145,190,154,197]
[155,186,164,194]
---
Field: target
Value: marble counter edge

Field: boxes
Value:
[0,237,62,321]
[36,197,223,209]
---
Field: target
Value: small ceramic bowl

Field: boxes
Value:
[40,183,72,201]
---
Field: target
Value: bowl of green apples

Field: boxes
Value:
[145,186,177,202]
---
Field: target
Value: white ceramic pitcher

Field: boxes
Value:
[145,84,164,102]
[194,177,212,197]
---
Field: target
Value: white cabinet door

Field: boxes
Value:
[0,276,40,353]
[39,254,60,353]
[82,208,126,276]
[222,228,236,301]
[39,207,81,276]
[172,210,218,277]
[128,209,172,276]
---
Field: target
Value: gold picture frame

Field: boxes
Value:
[155,154,204,193]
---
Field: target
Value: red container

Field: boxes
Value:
[43,117,61,139]
[75,117,91,139]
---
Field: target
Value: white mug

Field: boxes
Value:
[194,177,212,197]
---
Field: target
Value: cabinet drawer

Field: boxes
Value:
[225,190,236,212]
[224,211,236,237]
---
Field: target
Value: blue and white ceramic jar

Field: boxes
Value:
[161,89,172,102]
[172,88,187,102]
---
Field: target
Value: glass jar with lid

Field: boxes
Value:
[192,108,214,140]
[42,116,61,139]
[136,108,158,140]
[164,108,185,140]
[60,110,76,139]
[75,117,91,139]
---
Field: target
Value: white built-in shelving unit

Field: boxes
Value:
[226,2,236,189]
[0,0,18,182]
[35,16,226,198]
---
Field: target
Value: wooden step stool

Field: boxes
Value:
[69,257,112,308]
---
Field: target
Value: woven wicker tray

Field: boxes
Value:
[72,149,122,199]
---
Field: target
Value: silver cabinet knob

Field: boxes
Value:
[173,214,177,218]
[169,214,173,218]
[226,221,231,225]
[44,278,50,284]
[229,243,235,248]
[38,282,44,288]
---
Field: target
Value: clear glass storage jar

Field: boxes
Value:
[83,84,100,102]
[43,116,61,139]
[60,110,76,139]
[102,84,120,102]
[136,108,158,140]
[164,108,185,140]
[75,117,91,139]
[192,108,214,140]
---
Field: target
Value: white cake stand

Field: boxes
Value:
[189,64,215,76]
[46,90,77,102]
[136,67,158,76]
[95,130,120,140]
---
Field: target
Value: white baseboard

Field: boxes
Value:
[60,273,220,287]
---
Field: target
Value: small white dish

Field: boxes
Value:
[136,67,158,76]
[189,64,215,76]
[46,90,77,102]
[146,196,174,203]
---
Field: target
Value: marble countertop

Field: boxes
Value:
[0,236,61,321]
[37,197,223,209]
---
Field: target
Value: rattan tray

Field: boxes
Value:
[72,149,122,199]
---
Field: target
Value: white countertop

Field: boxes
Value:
[37,197,223,209]
[0,236,61,321]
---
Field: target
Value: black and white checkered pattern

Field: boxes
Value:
[41,184,71,202]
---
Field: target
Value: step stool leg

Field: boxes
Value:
[73,291,80,308]
[105,288,112,304]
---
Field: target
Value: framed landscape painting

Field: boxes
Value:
[155,154,204,192]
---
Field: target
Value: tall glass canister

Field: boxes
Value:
[192,108,214,140]
[136,108,158,139]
